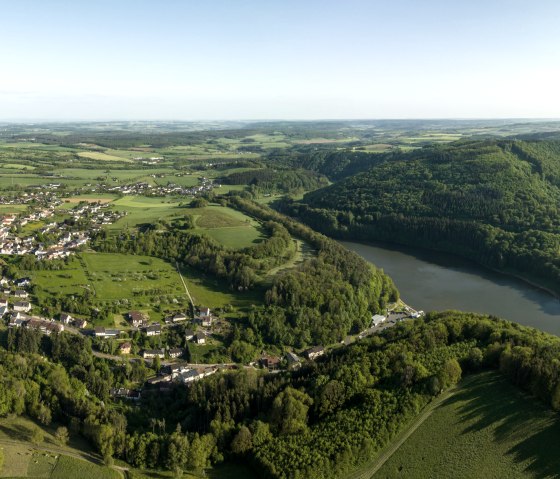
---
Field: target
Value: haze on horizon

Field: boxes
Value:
[1,0,559,121]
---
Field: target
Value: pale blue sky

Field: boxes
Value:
[1,0,559,120]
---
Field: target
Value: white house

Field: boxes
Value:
[13,301,31,313]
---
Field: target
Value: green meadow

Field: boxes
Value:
[108,196,190,230]
[0,416,118,479]
[191,205,264,249]
[375,372,560,479]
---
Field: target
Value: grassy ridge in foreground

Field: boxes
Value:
[375,372,560,479]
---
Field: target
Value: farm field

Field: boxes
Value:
[191,205,265,249]
[374,372,560,479]
[77,151,132,162]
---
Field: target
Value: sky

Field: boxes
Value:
[1,0,559,120]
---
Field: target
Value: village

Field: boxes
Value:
[3,270,422,402]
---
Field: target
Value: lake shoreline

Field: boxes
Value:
[342,238,560,300]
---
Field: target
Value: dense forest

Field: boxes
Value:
[287,139,560,293]
[265,147,394,181]
[221,168,328,194]
[3,312,560,477]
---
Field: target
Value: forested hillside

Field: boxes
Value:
[288,140,560,293]
[5,311,560,478]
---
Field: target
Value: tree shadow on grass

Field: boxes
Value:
[444,372,560,478]
[0,421,33,441]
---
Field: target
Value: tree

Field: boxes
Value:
[270,387,313,435]
[438,358,462,389]
[31,426,44,445]
[230,426,252,454]
[55,426,69,446]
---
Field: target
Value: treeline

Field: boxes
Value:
[221,168,328,194]
[290,139,560,293]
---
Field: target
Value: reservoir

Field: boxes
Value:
[342,241,560,336]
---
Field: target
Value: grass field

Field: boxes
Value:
[181,264,262,310]
[191,205,264,249]
[81,252,186,301]
[0,204,27,214]
[78,151,132,162]
[0,416,118,479]
[108,196,189,230]
[374,372,560,478]
[29,253,187,322]
[62,194,117,204]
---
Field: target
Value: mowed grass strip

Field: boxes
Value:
[375,372,560,479]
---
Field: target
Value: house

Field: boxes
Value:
[260,355,280,370]
[8,312,28,328]
[185,329,195,341]
[14,290,28,298]
[60,313,72,324]
[0,305,7,316]
[110,388,141,401]
[143,348,165,359]
[304,346,325,361]
[119,342,132,355]
[0,298,8,308]
[198,307,211,317]
[144,323,162,336]
[285,352,301,368]
[194,332,206,345]
[94,326,106,337]
[128,310,147,327]
[94,327,121,338]
[177,369,200,384]
[14,277,30,287]
[13,301,31,313]
[168,348,184,359]
[172,312,188,323]
[371,314,386,327]
[198,315,213,328]
[74,318,88,328]
[26,318,63,335]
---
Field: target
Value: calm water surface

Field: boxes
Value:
[342,241,560,336]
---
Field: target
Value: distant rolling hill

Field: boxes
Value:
[287,139,560,293]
